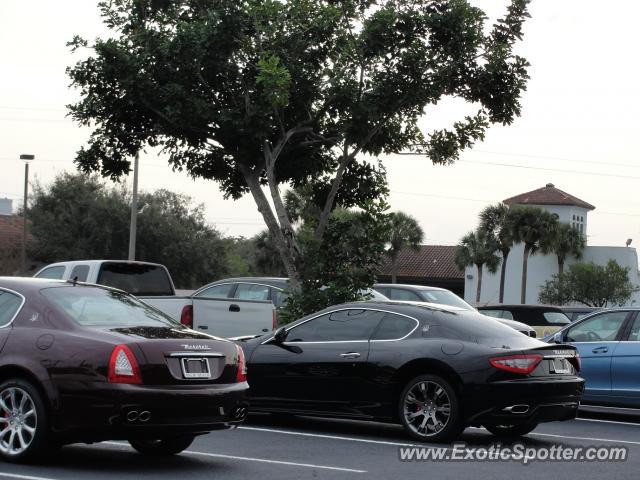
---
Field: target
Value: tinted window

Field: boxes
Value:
[97,263,173,296]
[272,289,289,308]
[566,311,628,342]
[70,265,90,282]
[287,309,385,342]
[543,312,571,325]
[372,313,417,340]
[41,286,178,328]
[627,317,640,342]
[196,283,234,299]
[234,283,270,301]
[35,266,65,279]
[389,289,422,301]
[418,290,474,310]
[0,290,22,326]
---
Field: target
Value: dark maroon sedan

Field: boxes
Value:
[0,277,249,463]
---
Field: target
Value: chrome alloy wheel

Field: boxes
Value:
[0,387,37,456]
[403,380,451,437]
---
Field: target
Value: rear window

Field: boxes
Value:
[35,266,66,279]
[97,263,173,296]
[41,286,178,328]
[543,312,571,325]
[418,290,475,310]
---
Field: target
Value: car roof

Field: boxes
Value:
[334,300,467,314]
[38,260,166,268]
[0,276,125,296]
[374,283,447,292]
[204,277,289,289]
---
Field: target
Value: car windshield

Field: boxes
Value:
[418,290,475,310]
[41,286,179,328]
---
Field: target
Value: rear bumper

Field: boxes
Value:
[53,381,249,442]
[464,376,584,426]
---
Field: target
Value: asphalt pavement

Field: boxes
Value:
[0,411,638,480]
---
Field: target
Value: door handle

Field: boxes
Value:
[340,352,361,359]
[229,304,240,312]
[592,346,609,354]
[198,326,208,330]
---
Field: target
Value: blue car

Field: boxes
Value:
[546,309,640,408]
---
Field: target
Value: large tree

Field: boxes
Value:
[387,212,424,283]
[543,222,585,275]
[509,206,558,304]
[67,0,531,292]
[539,260,637,308]
[454,229,500,303]
[28,173,229,289]
[479,202,515,303]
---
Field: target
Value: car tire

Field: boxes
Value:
[129,435,196,456]
[398,374,464,443]
[0,379,50,463]
[484,422,539,438]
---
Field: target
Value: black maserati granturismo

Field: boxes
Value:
[238,301,584,442]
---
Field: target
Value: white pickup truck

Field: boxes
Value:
[33,260,276,338]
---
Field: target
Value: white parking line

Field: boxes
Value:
[577,417,640,427]
[469,427,640,446]
[0,473,58,480]
[102,441,367,473]
[239,426,417,447]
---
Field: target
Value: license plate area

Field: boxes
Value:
[549,358,571,374]
[181,357,211,379]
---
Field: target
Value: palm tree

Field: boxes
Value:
[480,203,515,303]
[510,206,559,304]
[387,212,425,283]
[543,222,585,275]
[454,229,500,303]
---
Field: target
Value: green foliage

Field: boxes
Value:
[454,229,500,273]
[539,260,638,308]
[387,211,424,282]
[28,173,228,289]
[281,198,392,323]
[542,222,585,273]
[67,0,531,297]
[509,205,559,255]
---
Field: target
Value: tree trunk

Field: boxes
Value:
[558,257,565,275]
[499,250,509,303]
[521,247,530,304]
[314,154,352,241]
[239,165,301,290]
[476,263,483,304]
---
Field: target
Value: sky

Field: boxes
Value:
[2,1,640,247]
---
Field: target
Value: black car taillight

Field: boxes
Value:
[180,305,193,328]
[489,354,542,375]
[235,344,247,383]
[108,345,142,384]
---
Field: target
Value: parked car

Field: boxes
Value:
[558,306,599,322]
[34,261,277,338]
[0,277,249,462]
[374,284,536,337]
[477,304,571,338]
[546,308,640,409]
[238,301,584,442]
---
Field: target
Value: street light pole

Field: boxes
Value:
[128,152,140,261]
[19,154,34,274]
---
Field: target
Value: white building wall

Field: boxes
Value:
[464,245,640,306]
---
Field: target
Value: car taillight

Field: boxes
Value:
[569,352,581,372]
[108,345,142,384]
[180,305,193,328]
[235,344,247,383]
[489,354,543,375]
[272,309,277,330]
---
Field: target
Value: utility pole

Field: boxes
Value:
[128,152,140,261]
[19,154,34,274]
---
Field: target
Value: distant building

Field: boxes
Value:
[464,184,640,305]
[378,245,464,296]
[0,198,23,275]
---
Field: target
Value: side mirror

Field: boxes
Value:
[273,327,288,343]
[551,332,563,344]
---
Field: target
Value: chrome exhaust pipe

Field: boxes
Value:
[502,404,530,414]
[126,410,139,422]
[139,411,151,422]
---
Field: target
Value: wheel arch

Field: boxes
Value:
[0,365,57,412]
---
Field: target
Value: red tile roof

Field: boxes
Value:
[379,245,463,279]
[503,183,595,210]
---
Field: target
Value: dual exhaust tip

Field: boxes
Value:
[501,404,530,414]
[126,410,152,423]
